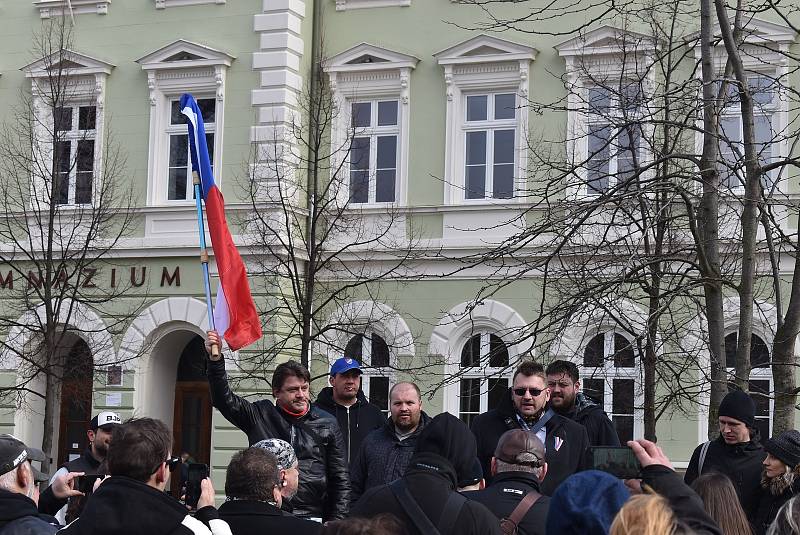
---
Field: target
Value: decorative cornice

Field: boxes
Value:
[34,0,109,18]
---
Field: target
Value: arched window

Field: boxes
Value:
[581,331,638,443]
[724,332,772,439]
[457,332,511,427]
[344,332,391,416]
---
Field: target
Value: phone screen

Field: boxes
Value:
[75,474,102,495]
[589,446,641,479]
[185,463,209,509]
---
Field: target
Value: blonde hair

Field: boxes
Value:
[610,494,676,535]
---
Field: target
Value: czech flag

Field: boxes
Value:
[180,93,262,351]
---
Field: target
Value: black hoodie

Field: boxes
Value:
[351,413,501,535]
[314,387,385,465]
[57,476,230,535]
[0,489,59,535]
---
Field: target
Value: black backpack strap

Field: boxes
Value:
[436,491,467,533]
[389,480,441,535]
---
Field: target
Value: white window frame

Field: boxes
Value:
[435,35,535,205]
[692,18,794,196]
[581,83,645,196]
[717,73,783,193]
[52,103,98,206]
[580,330,644,442]
[335,0,410,9]
[163,96,217,202]
[723,330,774,438]
[136,40,233,207]
[456,331,514,425]
[462,92,518,200]
[327,43,418,207]
[23,50,113,210]
[347,99,401,204]
[34,0,109,18]
[344,330,394,415]
[556,27,657,200]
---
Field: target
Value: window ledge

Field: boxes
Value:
[335,0,410,10]
[34,0,109,18]
[155,0,225,8]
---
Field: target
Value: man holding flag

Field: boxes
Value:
[180,94,349,522]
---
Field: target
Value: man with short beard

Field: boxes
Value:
[48,411,121,523]
[545,360,620,447]
[471,361,589,495]
[349,382,431,504]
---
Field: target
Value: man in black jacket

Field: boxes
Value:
[48,411,121,523]
[463,429,550,535]
[351,412,502,535]
[684,389,766,517]
[471,361,589,495]
[350,382,430,503]
[218,447,320,535]
[314,357,384,466]
[0,434,82,535]
[58,418,231,535]
[206,330,350,522]
[545,360,620,446]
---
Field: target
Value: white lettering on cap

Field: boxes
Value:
[11,449,27,468]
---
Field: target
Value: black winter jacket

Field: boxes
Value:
[57,476,230,535]
[684,435,766,517]
[561,393,620,447]
[314,387,385,465]
[217,499,321,535]
[463,471,550,535]
[0,490,59,535]
[643,465,722,535]
[207,357,350,521]
[351,452,502,535]
[470,390,590,495]
[350,412,431,503]
[753,477,800,535]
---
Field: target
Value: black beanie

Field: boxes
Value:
[718,390,756,428]
[765,430,800,469]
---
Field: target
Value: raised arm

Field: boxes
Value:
[206,330,258,436]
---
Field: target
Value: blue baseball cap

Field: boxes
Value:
[330,357,362,376]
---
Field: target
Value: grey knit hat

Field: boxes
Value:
[253,438,297,470]
[765,430,800,469]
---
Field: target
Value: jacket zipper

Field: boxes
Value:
[346,406,351,463]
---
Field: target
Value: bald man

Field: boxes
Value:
[349,382,430,504]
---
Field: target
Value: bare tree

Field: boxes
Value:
[447,0,800,436]
[0,17,140,471]
[239,50,428,393]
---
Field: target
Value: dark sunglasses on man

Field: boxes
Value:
[165,456,182,472]
[513,387,544,397]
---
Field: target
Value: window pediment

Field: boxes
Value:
[555,26,658,58]
[34,0,109,18]
[22,49,115,79]
[136,39,235,71]
[434,34,537,65]
[327,43,420,73]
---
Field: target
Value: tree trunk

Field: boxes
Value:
[699,0,727,435]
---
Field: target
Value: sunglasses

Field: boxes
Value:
[165,456,182,472]
[513,387,544,397]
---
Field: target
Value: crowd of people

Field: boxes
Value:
[1,329,799,534]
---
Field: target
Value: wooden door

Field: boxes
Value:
[171,381,212,496]
[57,340,93,467]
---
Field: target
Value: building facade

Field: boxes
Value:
[0,0,796,495]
